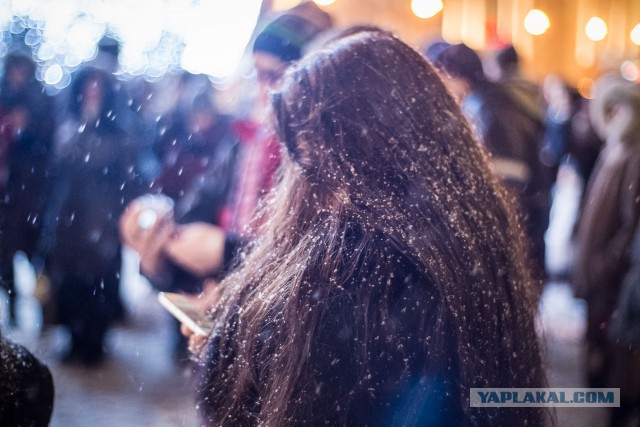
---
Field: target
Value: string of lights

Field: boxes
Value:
[0,0,263,90]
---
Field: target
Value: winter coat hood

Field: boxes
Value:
[589,74,640,147]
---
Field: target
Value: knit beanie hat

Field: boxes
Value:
[253,2,333,63]
[434,43,486,87]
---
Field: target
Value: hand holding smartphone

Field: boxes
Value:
[158,292,214,336]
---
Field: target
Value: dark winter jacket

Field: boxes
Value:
[0,335,54,426]
[198,229,465,426]
[463,82,550,276]
[573,136,640,302]
[609,219,640,346]
[43,120,142,281]
[0,87,55,262]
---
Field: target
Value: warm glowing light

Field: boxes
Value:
[313,0,336,5]
[621,61,640,82]
[577,77,594,99]
[585,17,607,41]
[631,23,640,46]
[411,0,443,19]
[523,9,550,36]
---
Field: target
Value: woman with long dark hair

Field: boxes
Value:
[196,29,546,426]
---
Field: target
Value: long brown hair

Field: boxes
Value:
[198,29,545,426]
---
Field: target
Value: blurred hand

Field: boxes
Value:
[180,280,221,354]
[119,196,176,276]
[164,222,226,277]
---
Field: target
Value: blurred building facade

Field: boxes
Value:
[273,0,640,91]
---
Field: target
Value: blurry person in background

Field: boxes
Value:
[144,88,240,362]
[567,91,605,189]
[493,45,545,125]
[608,218,640,426]
[39,67,144,365]
[540,75,579,179]
[151,91,238,235]
[493,45,553,195]
[0,329,54,426]
[541,75,604,188]
[434,43,551,292]
[572,74,640,426]
[124,76,163,182]
[422,38,451,65]
[540,76,604,280]
[0,52,55,327]
[220,0,333,236]
[120,1,332,298]
[192,28,547,426]
[148,72,213,185]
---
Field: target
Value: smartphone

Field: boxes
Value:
[157,292,214,336]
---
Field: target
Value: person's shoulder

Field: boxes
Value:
[0,336,53,393]
[474,81,513,107]
[0,337,54,426]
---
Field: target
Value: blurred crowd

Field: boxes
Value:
[0,1,639,426]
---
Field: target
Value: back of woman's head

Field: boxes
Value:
[273,30,474,206]
[271,30,516,248]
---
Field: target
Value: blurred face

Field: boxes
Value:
[189,110,215,134]
[6,65,30,90]
[254,52,288,89]
[82,78,104,121]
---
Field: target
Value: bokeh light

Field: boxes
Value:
[577,77,594,99]
[411,0,443,20]
[313,0,336,6]
[631,23,640,46]
[524,9,550,36]
[0,0,263,89]
[43,63,63,85]
[585,16,607,41]
[621,61,639,82]
[179,2,262,77]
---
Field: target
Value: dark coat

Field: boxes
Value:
[464,82,550,277]
[46,121,140,277]
[0,88,54,263]
[573,107,640,399]
[42,118,143,323]
[573,138,640,301]
[199,229,464,426]
[0,336,54,426]
[610,220,640,346]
